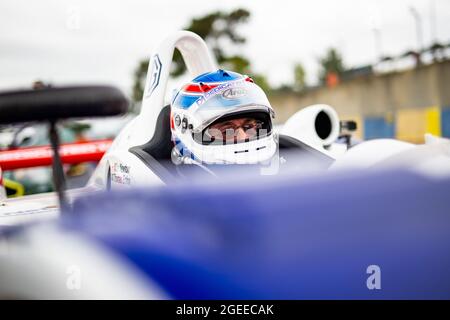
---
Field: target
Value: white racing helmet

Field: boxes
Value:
[170,70,277,165]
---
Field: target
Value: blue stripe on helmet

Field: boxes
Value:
[174,94,199,109]
[192,70,243,83]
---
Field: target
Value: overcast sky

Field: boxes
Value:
[1,0,449,94]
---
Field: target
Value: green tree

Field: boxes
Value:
[318,48,345,84]
[131,9,257,102]
[172,8,250,77]
[293,63,306,91]
[220,55,251,74]
[132,60,149,104]
[251,74,271,93]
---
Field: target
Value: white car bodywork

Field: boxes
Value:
[1,30,450,227]
[87,31,349,191]
[2,30,450,301]
[88,31,218,191]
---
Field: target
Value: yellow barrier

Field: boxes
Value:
[396,106,441,143]
[3,178,25,197]
[425,106,441,137]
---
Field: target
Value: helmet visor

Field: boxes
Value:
[186,80,273,133]
[193,110,272,145]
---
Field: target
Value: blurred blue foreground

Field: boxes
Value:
[69,169,450,299]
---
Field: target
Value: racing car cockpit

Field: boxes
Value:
[129,104,334,183]
[106,31,336,187]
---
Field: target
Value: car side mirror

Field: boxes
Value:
[0,86,128,124]
[0,85,129,212]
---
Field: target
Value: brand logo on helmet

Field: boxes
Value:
[222,88,247,100]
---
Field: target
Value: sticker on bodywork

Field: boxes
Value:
[146,54,162,97]
[111,163,131,185]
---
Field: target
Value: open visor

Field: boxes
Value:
[194,110,273,145]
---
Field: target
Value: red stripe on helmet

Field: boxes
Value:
[183,83,219,93]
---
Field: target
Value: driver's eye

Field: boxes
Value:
[221,126,234,132]
[215,125,233,135]
[243,121,263,131]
